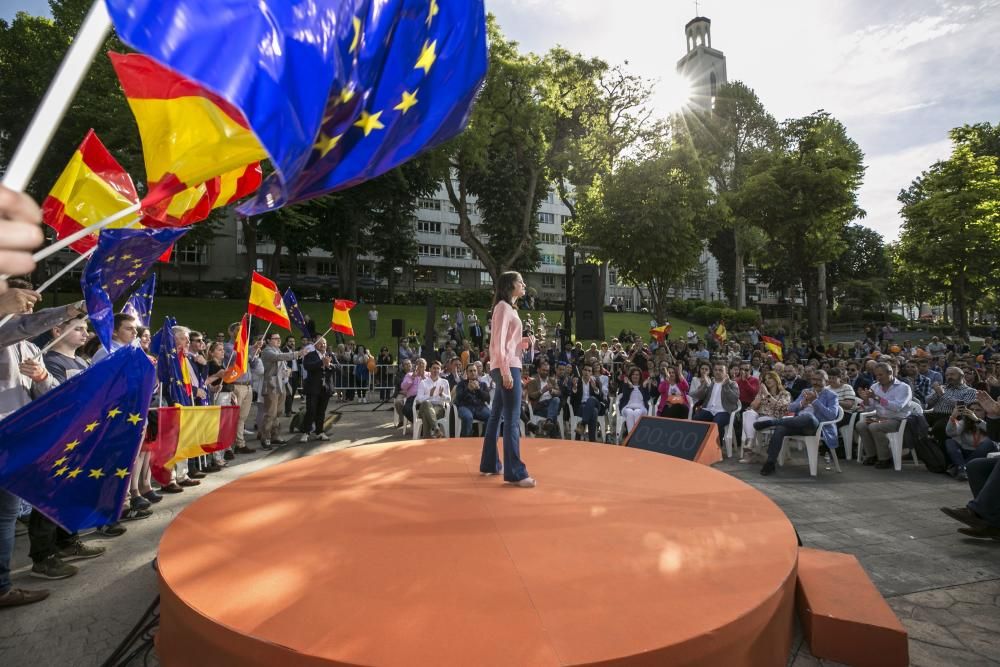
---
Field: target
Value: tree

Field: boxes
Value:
[826,223,889,312]
[685,81,780,307]
[736,111,865,338]
[897,136,1000,336]
[443,18,549,283]
[571,139,712,324]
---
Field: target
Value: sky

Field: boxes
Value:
[5,0,999,240]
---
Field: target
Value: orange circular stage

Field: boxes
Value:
[156,439,798,667]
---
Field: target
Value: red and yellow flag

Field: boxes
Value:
[41,130,141,253]
[223,314,250,383]
[150,405,239,484]
[762,335,783,362]
[109,52,265,224]
[331,300,356,336]
[248,272,290,329]
[714,322,728,343]
[649,323,672,343]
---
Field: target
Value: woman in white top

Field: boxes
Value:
[618,367,654,433]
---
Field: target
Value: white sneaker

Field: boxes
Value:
[299,434,309,443]
[313,432,329,441]
[507,477,536,488]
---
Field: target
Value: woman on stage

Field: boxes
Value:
[480,271,536,487]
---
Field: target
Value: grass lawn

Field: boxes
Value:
[47,292,700,354]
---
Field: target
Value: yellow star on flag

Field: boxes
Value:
[426,0,439,27]
[349,16,361,53]
[354,110,385,136]
[127,413,143,425]
[114,279,125,286]
[64,439,80,451]
[84,421,100,432]
[114,468,130,479]
[105,255,117,263]
[67,468,83,479]
[120,253,132,260]
[127,271,137,277]
[313,132,343,158]
[88,468,105,480]
[52,456,68,468]
[55,465,70,477]
[394,89,419,114]
[339,86,356,104]
[415,39,437,74]
[107,407,122,419]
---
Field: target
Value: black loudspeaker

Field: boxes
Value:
[391,318,405,338]
[574,264,604,341]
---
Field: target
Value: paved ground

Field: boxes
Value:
[1,403,998,667]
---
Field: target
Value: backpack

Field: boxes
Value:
[912,434,949,473]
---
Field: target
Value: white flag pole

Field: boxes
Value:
[1,0,112,192]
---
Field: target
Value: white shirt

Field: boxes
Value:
[704,382,725,415]
[686,329,698,343]
[417,376,451,405]
[368,309,378,321]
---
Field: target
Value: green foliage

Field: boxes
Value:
[688,305,760,327]
[571,132,712,323]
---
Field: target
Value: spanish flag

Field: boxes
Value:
[108,52,265,223]
[150,405,239,485]
[762,335,783,362]
[715,322,728,343]
[649,323,672,343]
[223,314,250,383]
[248,272,290,329]
[331,300,356,336]
[41,130,141,253]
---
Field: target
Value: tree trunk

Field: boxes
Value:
[269,237,283,277]
[955,275,968,338]
[817,262,828,334]
[242,217,258,281]
[805,268,821,340]
[734,232,745,309]
[289,250,299,284]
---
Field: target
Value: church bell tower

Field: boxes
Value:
[675,16,728,112]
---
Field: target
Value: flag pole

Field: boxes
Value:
[319,326,333,340]
[1,0,112,192]
[0,246,96,330]
[33,316,91,359]
[261,321,272,340]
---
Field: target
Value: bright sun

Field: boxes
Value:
[660,71,694,112]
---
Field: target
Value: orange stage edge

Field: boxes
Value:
[156,439,799,666]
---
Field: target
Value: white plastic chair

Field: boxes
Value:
[838,406,861,461]
[723,411,739,459]
[412,399,451,439]
[887,404,922,470]
[778,406,845,476]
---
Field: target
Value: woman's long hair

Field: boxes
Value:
[493,271,521,309]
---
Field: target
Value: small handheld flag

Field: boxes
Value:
[649,323,672,343]
[150,405,239,485]
[222,314,250,384]
[0,346,156,532]
[332,299,356,336]
[248,272,291,330]
[121,273,156,328]
[283,288,311,339]
[714,322,728,344]
[82,228,188,351]
[762,335,784,362]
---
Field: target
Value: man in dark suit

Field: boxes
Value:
[298,337,332,443]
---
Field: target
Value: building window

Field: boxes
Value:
[418,244,442,257]
[560,277,566,288]
[537,212,554,225]
[540,253,564,266]
[447,201,474,215]
[175,244,207,265]
[445,269,461,285]
[297,260,308,276]
[538,233,562,245]
[710,71,718,98]
[445,246,470,260]
[561,214,573,226]
[417,197,441,210]
[542,275,554,287]
[357,263,373,277]
[608,270,617,286]
[416,220,441,234]
[546,191,555,203]
[479,272,493,287]
[446,224,460,236]
[316,261,337,276]
[414,267,436,283]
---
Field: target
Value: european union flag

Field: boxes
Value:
[283,288,310,339]
[121,273,156,328]
[153,316,195,407]
[105,0,488,214]
[83,228,188,351]
[0,346,156,532]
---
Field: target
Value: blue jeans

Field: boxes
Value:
[481,368,529,482]
[536,398,561,421]
[967,456,1000,527]
[694,409,733,446]
[761,414,819,464]
[944,438,997,470]
[0,489,21,594]
[578,398,599,441]
[458,404,492,437]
